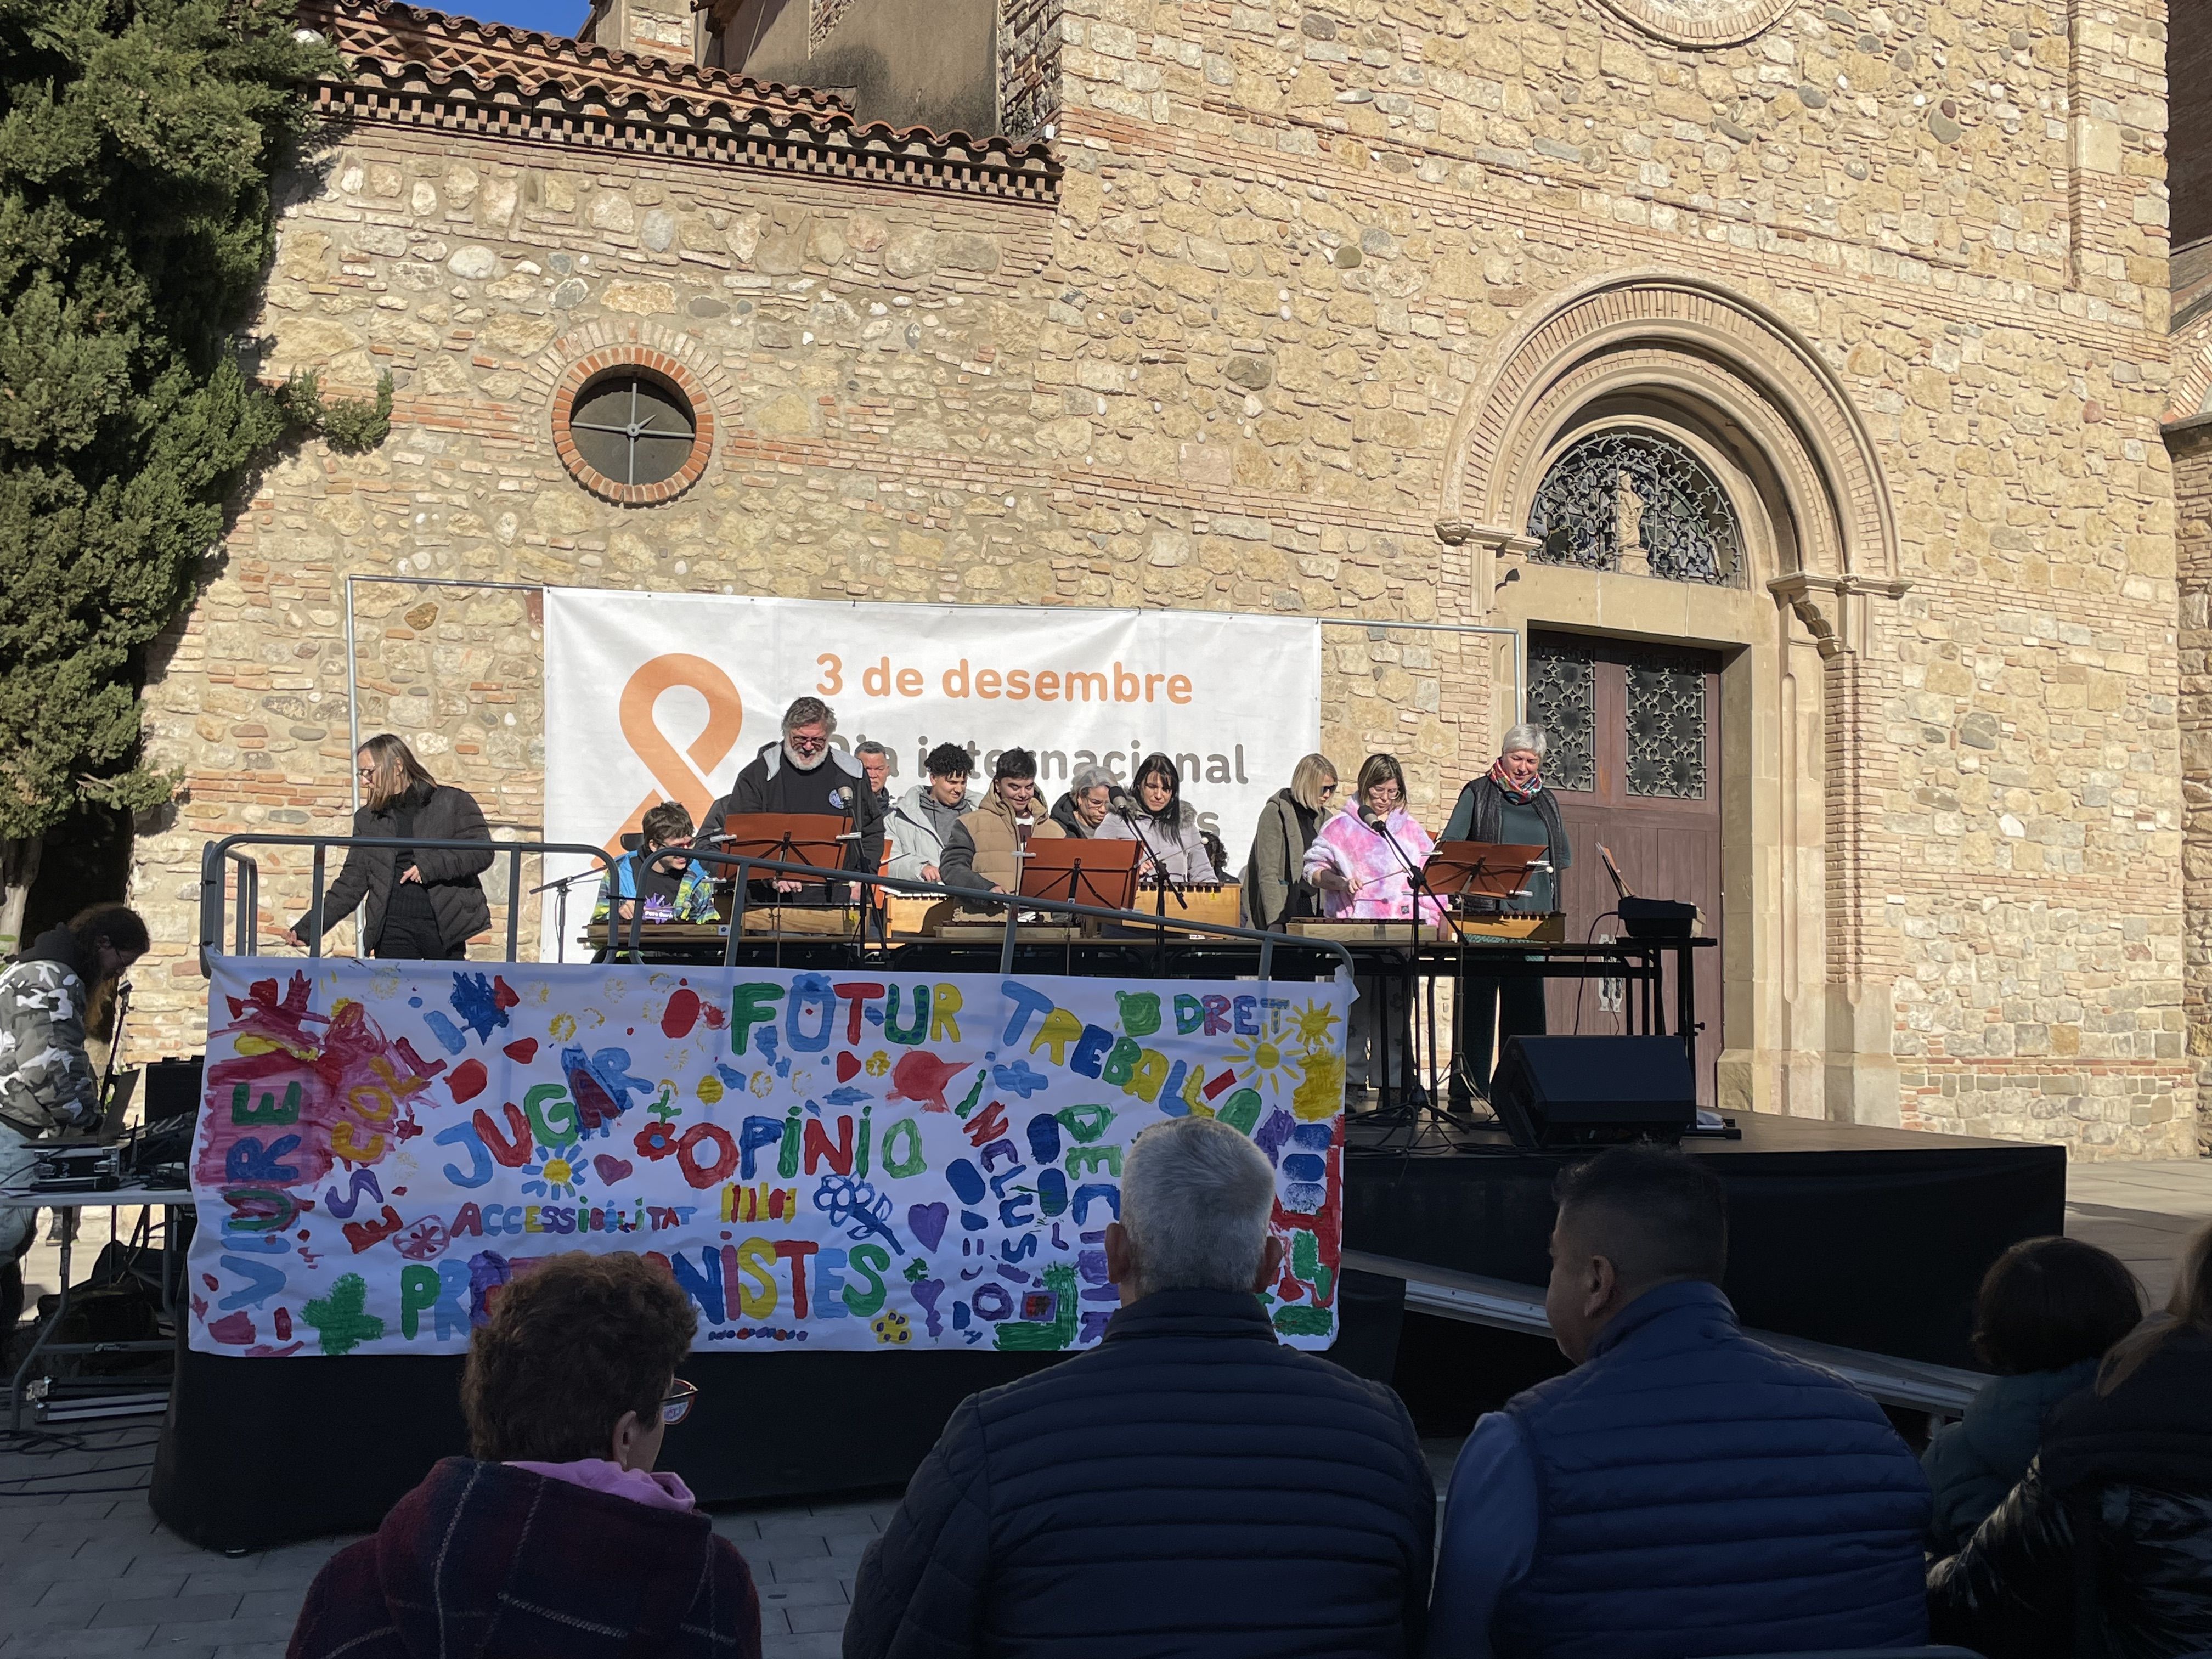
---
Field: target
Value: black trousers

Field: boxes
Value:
[1453,974,1548,1098]
[370,913,464,960]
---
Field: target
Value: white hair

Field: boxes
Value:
[1120,1117,1276,1297]
[1501,722,1548,758]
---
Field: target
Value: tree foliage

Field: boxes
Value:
[0,0,381,851]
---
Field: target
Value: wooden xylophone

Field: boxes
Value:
[1132,880,1242,929]
[1285,911,1566,944]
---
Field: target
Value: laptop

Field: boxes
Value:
[52,1068,139,1147]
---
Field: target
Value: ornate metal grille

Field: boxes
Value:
[1626,658,1707,798]
[1525,431,1742,585]
[1527,644,1596,793]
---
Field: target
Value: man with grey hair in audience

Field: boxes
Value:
[844,1115,1434,1658]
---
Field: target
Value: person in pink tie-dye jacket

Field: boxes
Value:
[1303,754,1441,1102]
[1303,754,1446,924]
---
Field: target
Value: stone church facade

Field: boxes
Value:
[127,0,2201,1159]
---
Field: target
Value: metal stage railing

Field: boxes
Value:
[197,834,1358,981]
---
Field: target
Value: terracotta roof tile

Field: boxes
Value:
[302,0,849,116]
[300,0,1059,202]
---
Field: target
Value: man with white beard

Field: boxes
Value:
[698,696,884,901]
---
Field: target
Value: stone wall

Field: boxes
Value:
[130,0,2193,1157]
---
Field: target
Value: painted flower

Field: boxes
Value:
[635,1120,679,1161]
[521,1143,586,1200]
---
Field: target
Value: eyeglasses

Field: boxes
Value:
[356,766,377,780]
[1319,783,1338,797]
[1368,786,1403,803]
[788,732,829,753]
[660,1378,699,1427]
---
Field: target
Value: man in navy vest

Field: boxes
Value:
[1427,1146,1931,1659]
[845,1116,1436,1658]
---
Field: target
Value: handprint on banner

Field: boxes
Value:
[609,653,746,856]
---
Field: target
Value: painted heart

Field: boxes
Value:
[592,1154,634,1184]
[503,1038,537,1064]
[907,1202,949,1252]
[835,1051,862,1083]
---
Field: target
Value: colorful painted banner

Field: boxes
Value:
[189,958,1351,1357]
[540,589,1323,957]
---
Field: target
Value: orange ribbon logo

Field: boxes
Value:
[612,654,746,855]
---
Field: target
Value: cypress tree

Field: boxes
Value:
[0,0,385,945]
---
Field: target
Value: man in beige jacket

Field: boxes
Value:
[941,748,1065,895]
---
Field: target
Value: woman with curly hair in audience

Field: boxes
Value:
[288,1252,760,1658]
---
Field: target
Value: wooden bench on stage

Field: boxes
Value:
[1341,1248,1987,1419]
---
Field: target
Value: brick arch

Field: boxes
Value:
[524,318,740,505]
[1447,272,1898,585]
[1592,0,1800,50]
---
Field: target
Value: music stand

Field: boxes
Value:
[1424,841,1549,907]
[1021,837,1141,913]
[1418,842,1549,1120]
[697,813,854,943]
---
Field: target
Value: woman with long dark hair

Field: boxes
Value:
[1929,1221,2212,1658]
[280,733,493,959]
[1099,752,1217,883]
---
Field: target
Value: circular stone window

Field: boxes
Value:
[551,351,715,506]
[1592,0,1798,48]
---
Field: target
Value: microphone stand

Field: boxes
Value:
[527,866,608,964]
[1119,803,1189,975]
[1363,810,1447,1119]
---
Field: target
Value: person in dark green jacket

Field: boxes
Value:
[1923,1234,2142,1555]
[1439,723,1571,1108]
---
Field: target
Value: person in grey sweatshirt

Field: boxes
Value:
[885,742,974,884]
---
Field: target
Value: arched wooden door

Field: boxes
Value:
[1526,631,1724,1102]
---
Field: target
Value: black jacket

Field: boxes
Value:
[1927,1324,2212,1659]
[843,1289,1435,1659]
[699,742,884,888]
[293,782,493,953]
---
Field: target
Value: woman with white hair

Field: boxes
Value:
[1439,723,1573,1109]
[1048,764,1121,839]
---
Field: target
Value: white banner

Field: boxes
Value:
[189,958,1351,1355]
[540,589,1321,949]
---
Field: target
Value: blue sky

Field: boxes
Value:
[443,0,591,35]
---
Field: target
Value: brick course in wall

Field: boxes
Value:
[127,0,2196,1158]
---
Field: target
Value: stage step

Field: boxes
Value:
[1340,1249,1989,1419]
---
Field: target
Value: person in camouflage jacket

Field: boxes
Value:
[1,905,149,1341]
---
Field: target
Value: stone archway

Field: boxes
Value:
[1438,272,1908,1124]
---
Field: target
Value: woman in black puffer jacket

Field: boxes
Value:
[281,732,494,959]
[1928,1220,2212,1659]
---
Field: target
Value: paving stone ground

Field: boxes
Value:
[4,1157,2205,1656]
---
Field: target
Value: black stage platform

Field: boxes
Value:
[151,1110,2062,1550]
[1345,1110,2065,1369]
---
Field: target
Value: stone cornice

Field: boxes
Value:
[303,0,1060,205]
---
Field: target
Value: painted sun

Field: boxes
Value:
[1289,998,1342,1051]
[522,1144,586,1200]
[1227,1031,1304,1097]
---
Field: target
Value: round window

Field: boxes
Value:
[568,372,695,487]
[551,353,715,506]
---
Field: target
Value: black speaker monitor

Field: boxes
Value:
[1490,1035,1696,1149]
